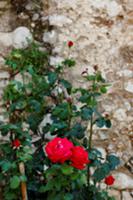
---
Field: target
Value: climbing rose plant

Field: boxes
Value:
[0,41,120,200]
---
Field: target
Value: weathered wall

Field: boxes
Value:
[0,0,133,199]
[43,1,133,199]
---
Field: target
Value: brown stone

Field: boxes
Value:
[120,45,133,63]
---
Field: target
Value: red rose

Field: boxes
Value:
[12,139,21,149]
[68,41,74,48]
[104,175,115,185]
[70,146,90,170]
[45,137,74,163]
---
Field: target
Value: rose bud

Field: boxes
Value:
[12,139,21,149]
[104,175,115,186]
[66,97,73,104]
[68,41,74,48]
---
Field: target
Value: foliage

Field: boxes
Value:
[0,42,120,200]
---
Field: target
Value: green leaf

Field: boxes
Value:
[107,155,120,170]
[52,102,70,120]
[89,149,102,160]
[29,99,41,112]
[100,86,107,93]
[4,192,18,200]
[81,106,93,120]
[1,161,12,172]
[45,164,60,179]
[50,122,68,133]
[27,113,43,132]
[71,173,79,180]
[48,192,64,200]
[48,72,57,84]
[95,117,105,128]
[86,75,96,81]
[95,117,111,128]
[93,163,110,182]
[105,119,112,128]
[9,100,26,112]
[54,178,62,191]
[12,51,22,58]
[39,179,55,192]
[79,94,90,103]
[67,123,85,139]
[0,123,21,136]
[5,59,17,70]
[64,193,73,200]
[108,197,116,200]
[96,73,105,82]
[63,59,76,67]
[10,176,20,189]
[27,65,35,75]
[60,79,72,93]
[61,164,74,175]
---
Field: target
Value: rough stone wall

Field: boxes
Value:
[0,0,16,122]
[43,0,133,199]
[0,0,133,199]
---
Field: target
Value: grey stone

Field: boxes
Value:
[125,81,133,93]
[49,14,72,27]
[113,173,133,189]
[43,30,58,44]
[32,13,39,21]
[50,56,64,66]
[0,32,12,47]
[12,27,32,49]
[25,2,35,11]
[122,191,132,200]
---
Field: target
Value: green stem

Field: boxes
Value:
[89,115,93,150]
[87,115,93,187]
[68,103,72,130]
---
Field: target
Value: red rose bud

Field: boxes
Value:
[68,41,74,48]
[104,113,109,118]
[104,175,115,185]
[66,97,73,103]
[12,139,21,149]
[45,137,74,163]
[93,65,98,71]
[70,146,90,170]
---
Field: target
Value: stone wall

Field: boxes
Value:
[43,0,133,199]
[0,0,133,199]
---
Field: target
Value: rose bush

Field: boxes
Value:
[0,42,120,200]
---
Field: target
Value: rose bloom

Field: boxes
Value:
[12,139,21,149]
[70,146,90,170]
[104,175,115,185]
[68,41,74,48]
[45,137,74,163]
